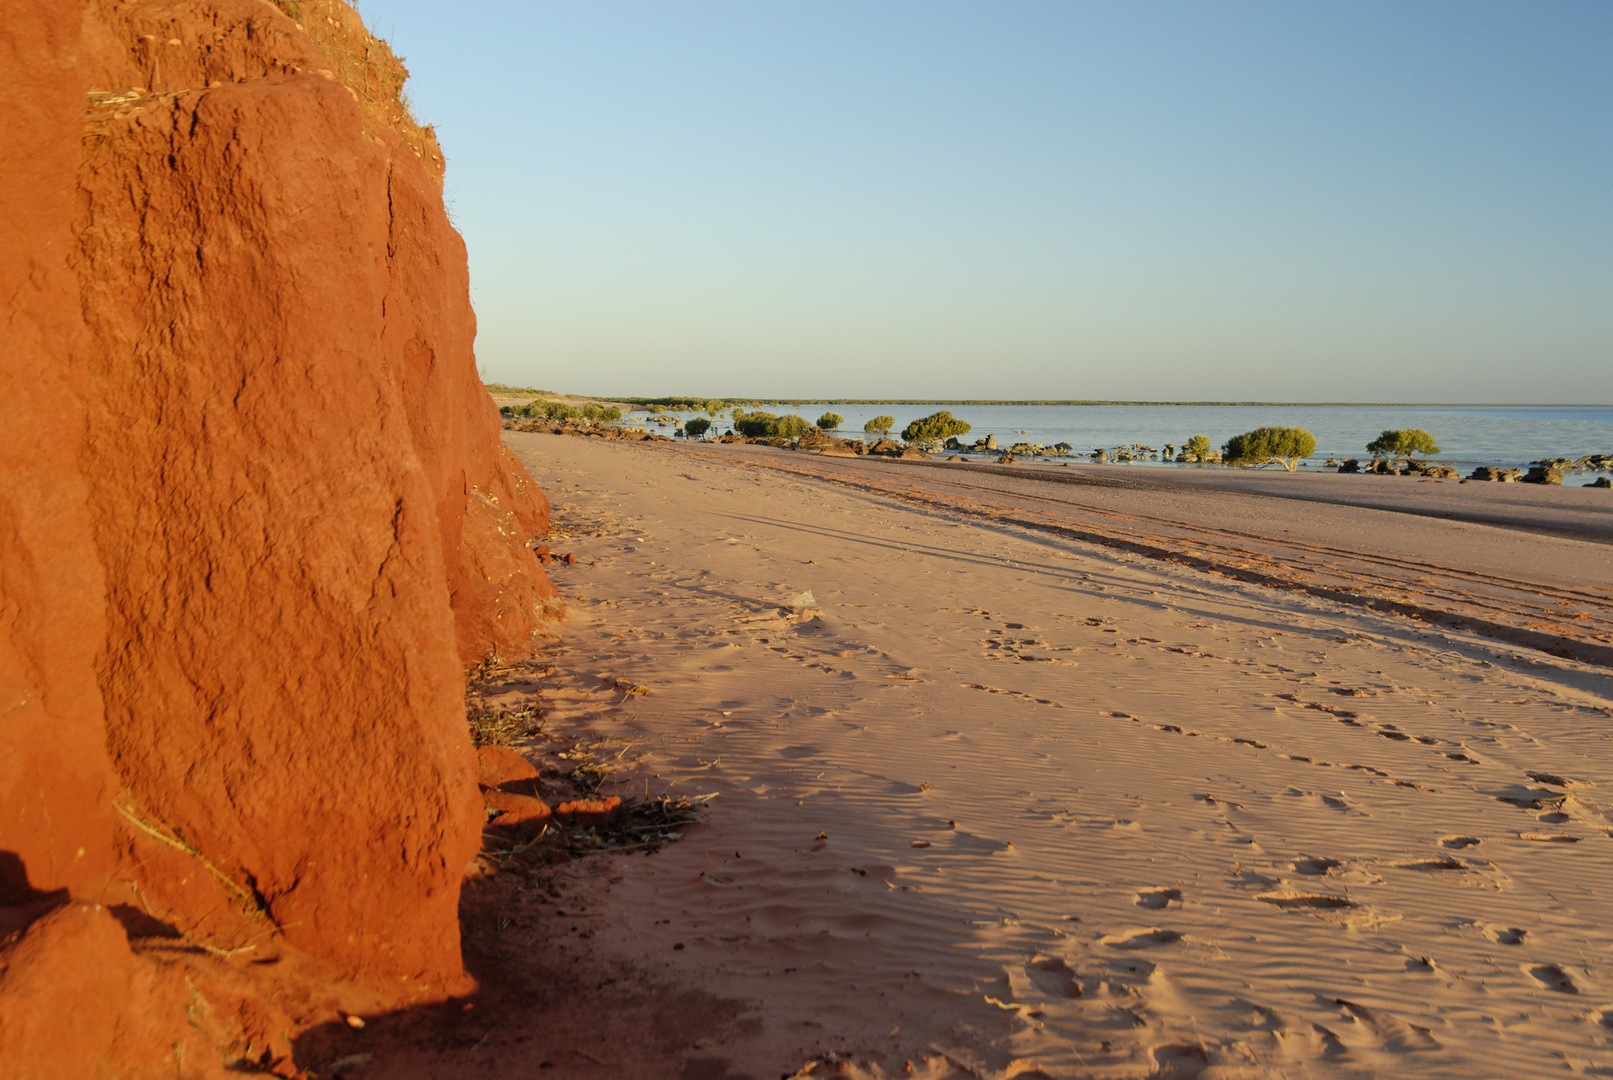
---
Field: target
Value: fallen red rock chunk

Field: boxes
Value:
[531,544,577,565]
[476,745,540,789]
[483,790,552,827]
[555,795,623,828]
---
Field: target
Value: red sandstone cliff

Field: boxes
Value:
[1,0,557,1073]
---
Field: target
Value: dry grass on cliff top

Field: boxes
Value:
[270,0,446,181]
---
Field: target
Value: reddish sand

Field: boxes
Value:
[7,0,1611,1073]
[298,430,1610,1078]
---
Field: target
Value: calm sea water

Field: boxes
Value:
[673,404,1613,474]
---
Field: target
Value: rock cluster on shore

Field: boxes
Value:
[1533,454,1613,473]
[1337,458,1465,479]
[1468,466,1525,482]
[505,416,674,442]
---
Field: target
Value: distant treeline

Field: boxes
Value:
[600,396,1549,409]
[485,383,560,398]
[488,386,1590,409]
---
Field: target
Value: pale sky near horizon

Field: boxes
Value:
[361,1,1610,402]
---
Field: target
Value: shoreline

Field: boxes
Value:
[492,396,1613,477]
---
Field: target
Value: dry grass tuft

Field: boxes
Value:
[269,0,447,183]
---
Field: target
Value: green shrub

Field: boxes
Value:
[1366,428,1439,459]
[732,410,810,439]
[1182,435,1212,462]
[1222,426,1316,471]
[901,410,972,447]
[817,412,845,432]
[530,400,579,421]
[580,403,622,423]
[732,410,774,438]
[864,415,894,435]
[684,417,712,438]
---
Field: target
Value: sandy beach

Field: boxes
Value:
[11,5,1608,1076]
[320,433,1613,1078]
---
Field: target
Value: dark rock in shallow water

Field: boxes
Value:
[1523,465,1563,485]
[1337,458,1361,473]
[1468,466,1522,482]
[1585,476,1611,488]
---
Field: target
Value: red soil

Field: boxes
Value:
[1,1,557,1074]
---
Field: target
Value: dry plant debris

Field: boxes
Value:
[465,656,709,874]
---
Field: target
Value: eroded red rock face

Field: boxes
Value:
[0,0,115,916]
[1,0,556,1073]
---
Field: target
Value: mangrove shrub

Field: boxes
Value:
[580,403,621,422]
[901,410,972,447]
[1222,426,1316,471]
[733,410,810,439]
[1366,429,1440,460]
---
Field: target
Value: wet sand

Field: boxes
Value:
[349,434,1613,1078]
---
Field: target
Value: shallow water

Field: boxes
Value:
[669,403,1613,474]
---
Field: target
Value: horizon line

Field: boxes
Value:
[482,386,1608,409]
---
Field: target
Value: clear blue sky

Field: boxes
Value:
[362,1,1610,401]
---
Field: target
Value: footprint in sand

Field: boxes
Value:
[1258,892,1355,910]
[1291,857,1342,876]
[961,683,1064,707]
[1326,998,1439,1051]
[1528,963,1579,994]
[1101,928,1183,949]
[1135,888,1183,910]
[1392,857,1466,871]
[1442,835,1481,849]
[1024,956,1082,998]
[1492,785,1565,810]
[1485,926,1526,945]
[1520,832,1582,843]
[1150,1043,1211,1079]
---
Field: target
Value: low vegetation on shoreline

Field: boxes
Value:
[487,385,1611,485]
